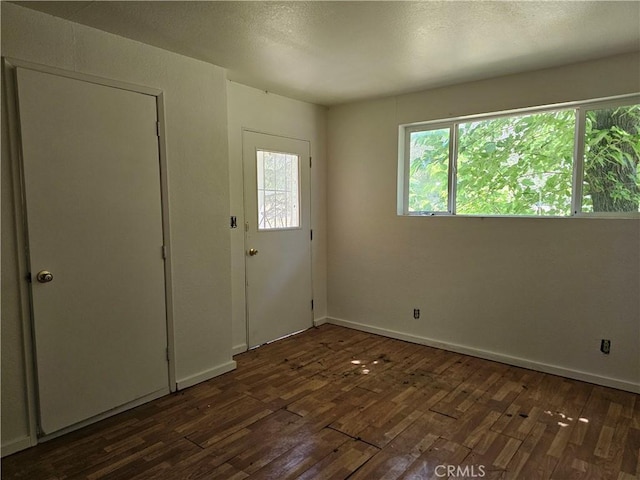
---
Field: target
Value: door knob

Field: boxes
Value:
[36,270,54,283]
[248,248,259,256]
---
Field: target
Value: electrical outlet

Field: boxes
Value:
[600,339,611,355]
[413,309,420,319]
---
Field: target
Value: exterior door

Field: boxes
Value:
[243,131,313,347]
[16,67,169,435]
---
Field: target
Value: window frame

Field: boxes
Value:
[402,123,456,215]
[398,93,640,218]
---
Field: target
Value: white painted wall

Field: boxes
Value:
[327,53,640,393]
[227,82,327,353]
[1,3,234,454]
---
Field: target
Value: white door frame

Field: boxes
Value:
[2,57,176,446]
[241,128,314,348]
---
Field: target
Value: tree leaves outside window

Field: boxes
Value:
[583,105,640,213]
[405,100,640,216]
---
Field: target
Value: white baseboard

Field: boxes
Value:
[232,344,248,356]
[176,360,237,390]
[313,316,328,327]
[326,317,640,394]
[1,436,33,457]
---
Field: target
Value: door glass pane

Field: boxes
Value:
[582,104,640,213]
[257,150,300,229]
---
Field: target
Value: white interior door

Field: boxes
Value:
[16,67,169,435]
[243,131,313,347]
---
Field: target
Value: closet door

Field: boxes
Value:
[17,67,169,434]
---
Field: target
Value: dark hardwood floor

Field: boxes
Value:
[2,324,639,479]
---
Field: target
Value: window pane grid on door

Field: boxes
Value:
[257,150,300,229]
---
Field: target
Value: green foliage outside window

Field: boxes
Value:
[457,111,574,216]
[406,101,640,216]
[408,129,449,212]
[583,105,640,212]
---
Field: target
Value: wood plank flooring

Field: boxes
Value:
[3,324,639,479]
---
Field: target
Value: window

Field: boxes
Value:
[257,150,300,229]
[399,95,640,217]
[408,127,450,213]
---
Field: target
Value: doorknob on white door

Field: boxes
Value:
[248,248,259,256]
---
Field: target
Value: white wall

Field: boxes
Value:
[227,82,327,353]
[1,3,234,454]
[327,52,640,393]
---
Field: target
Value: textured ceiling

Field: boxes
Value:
[13,1,640,106]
